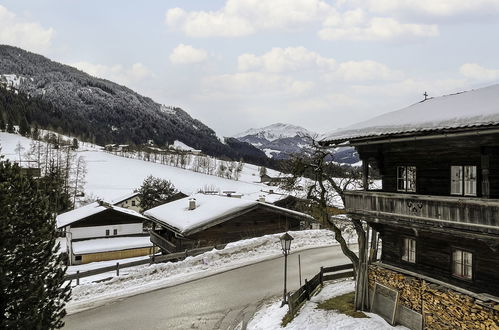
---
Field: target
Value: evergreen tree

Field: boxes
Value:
[19,117,30,137]
[0,160,71,329]
[137,175,181,210]
[71,138,79,150]
[6,118,14,133]
[40,160,73,213]
[0,115,5,132]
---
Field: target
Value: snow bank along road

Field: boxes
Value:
[63,245,351,330]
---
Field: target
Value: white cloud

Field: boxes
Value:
[169,44,208,64]
[319,15,438,41]
[237,47,403,82]
[165,1,440,42]
[459,63,499,82]
[70,61,152,85]
[165,0,333,37]
[202,72,314,96]
[238,47,336,73]
[364,0,499,17]
[333,60,404,81]
[0,5,54,53]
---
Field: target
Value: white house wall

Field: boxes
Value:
[70,223,143,240]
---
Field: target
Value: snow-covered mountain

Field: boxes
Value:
[234,123,316,159]
[234,123,314,142]
[0,45,268,165]
[234,123,359,164]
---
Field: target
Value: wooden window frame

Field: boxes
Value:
[397,166,417,193]
[113,229,118,236]
[401,237,416,263]
[450,165,477,197]
[105,229,110,236]
[451,248,473,281]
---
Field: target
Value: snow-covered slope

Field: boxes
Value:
[0,132,283,203]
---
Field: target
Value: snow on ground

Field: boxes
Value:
[66,229,343,314]
[173,140,198,152]
[72,236,152,254]
[0,132,279,202]
[248,280,408,330]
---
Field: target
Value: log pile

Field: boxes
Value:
[369,265,422,311]
[368,265,499,329]
[422,282,499,330]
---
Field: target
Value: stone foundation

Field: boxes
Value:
[369,265,499,330]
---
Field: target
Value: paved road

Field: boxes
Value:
[64,245,351,330]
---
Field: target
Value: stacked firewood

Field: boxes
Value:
[368,265,499,329]
[422,283,499,330]
[368,265,422,311]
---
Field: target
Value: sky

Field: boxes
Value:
[1,0,499,137]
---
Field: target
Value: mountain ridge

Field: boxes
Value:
[0,45,271,166]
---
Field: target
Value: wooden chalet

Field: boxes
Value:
[322,84,499,329]
[144,193,314,253]
[56,201,152,265]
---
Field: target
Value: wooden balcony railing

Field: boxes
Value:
[344,191,499,234]
[150,230,177,253]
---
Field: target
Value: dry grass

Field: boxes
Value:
[316,292,368,318]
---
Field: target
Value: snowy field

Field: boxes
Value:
[66,229,347,314]
[0,132,283,203]
[248,280,408,330]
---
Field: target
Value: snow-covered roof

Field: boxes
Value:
[323,84,499,144]
[56,202,146,228]
[110,192,140,205]
[72,236,152,255]
[144,193,313,236]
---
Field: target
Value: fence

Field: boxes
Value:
[65,244,227,285]
[287,263,354,315]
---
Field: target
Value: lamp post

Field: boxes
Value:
[280,232,294,307]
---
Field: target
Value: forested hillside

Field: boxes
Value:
[0,45,271,166]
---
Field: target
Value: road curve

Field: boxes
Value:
[63,245,351,330]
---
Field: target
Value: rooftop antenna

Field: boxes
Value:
[423,91,428,101]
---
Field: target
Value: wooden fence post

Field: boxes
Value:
[185,249,188,259]
[305,279,310,300]
[76,270,80,286]
[320,266,324,286]
[116,262,120,276]
[288,292,294,314]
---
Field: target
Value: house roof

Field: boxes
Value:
[144,193,314,236]
[322,83,499,145]
[110,191,141,205]
[56,201,146,228]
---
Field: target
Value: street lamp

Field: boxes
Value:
[280,232,294,307]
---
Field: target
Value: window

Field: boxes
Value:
[402,238,416,263]
[113,229,118,236]
[451,166,477,196]
[105,229,110,236]
[75,255,82,261]
[452,249,472,280]
[132,200,136,206]
[397,166,416,192]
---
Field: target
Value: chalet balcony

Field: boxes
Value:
[344,190,499,235]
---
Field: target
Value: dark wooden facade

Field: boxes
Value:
[342,130,499,298]
[150,207,303,253]
[70,209,145,228]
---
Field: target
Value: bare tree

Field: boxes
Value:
[280,140,366,276]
